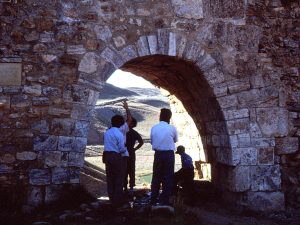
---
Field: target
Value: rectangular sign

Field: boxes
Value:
[0,63,22,86]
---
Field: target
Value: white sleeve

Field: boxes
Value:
[173,126,178,143]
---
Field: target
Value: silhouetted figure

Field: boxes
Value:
[150,108,178,206]
[124,118,144,194]
[174,145,194,196]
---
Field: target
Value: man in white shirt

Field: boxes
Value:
[103,101,132,207]
[150,108,178,206]
[103,114,127,207]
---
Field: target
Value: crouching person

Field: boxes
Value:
[174,145,194,196]
[103,115,127,208]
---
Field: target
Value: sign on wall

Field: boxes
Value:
[0,63,22,86]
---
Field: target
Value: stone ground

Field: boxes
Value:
[2,184,300,225]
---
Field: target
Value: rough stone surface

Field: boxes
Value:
[0,0,299,212]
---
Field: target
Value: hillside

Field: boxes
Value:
[87,84,169,145]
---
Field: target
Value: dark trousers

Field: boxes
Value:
[105,152,124,207]
[150,151,175,205]
[174,168,194,194]
[124,154,135,189]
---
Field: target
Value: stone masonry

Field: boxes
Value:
[0,0,299,212]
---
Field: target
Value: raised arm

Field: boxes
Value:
[122,100,132,126]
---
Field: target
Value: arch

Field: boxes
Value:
[78,29,242,192]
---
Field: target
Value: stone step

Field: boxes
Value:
[83,161,106,180]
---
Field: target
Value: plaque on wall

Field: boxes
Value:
[0,63,22,86]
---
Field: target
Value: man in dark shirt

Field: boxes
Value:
[124,118,144,195]
[174,145,194,194]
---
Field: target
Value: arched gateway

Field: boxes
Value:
[0,0,299,212]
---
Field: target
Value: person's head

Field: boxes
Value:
[159,108,172,123]
[111,115,125,128]
[129,117,137,128]
[175,145,185,155]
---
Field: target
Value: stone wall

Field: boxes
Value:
[0,0,299,211]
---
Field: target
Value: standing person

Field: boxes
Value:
[174,145,194,194]
[150,108,178,206]
[118,101,132,192]
[124,118,144,195]
[103,115,127,208]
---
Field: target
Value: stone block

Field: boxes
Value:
[213,83,228,97]
[168,32,176,56]
[11,95,30,109]
[237,133,251,148]
[113,36,126,48]
[203,0,245,19]
[73,121,89,137]
[0,164,13,174]
[275,137,299,155]
[171,0,203,19]
[52,167,69,184]
[256,108,289,137]
[27,186,43,207]
[32,97,50,106]
[226,118,249,135]
[176,35,187,57]
[68,152,84,167]
[45,185,62,204]
[75,137,87,152]
[94,25,112,42]
[249,122,262,138]
[29,169,51,185]
[228,166,250,192]
[24,85,42,96]
[251,165,281,191]
[16,151,37,161]
[238,147,257,165]
[0,154,16,164]
[71,104,93,120]
[33,135,58,151]
[51,119,75,136]
[157,29,169,55]
[100,47,124,68]
[67,45,86,55]
[184,42,202,61]
[252,138,275,148]
[31,120,49,134]
[224,108,249,120]
[217,95,238,109]
[40,32,54,43]
[63,84,90,103]
[69,168,80,183]
[237,87,278,108]
[147,35,158,55]
[229,135,238,148]
[58,136,75,152]
[246,192,285,212]
[78,52,98,74]
[203,66,225,86]
[0,63,22,86]
[228,79,251,94]
[48,107,71,116]
[38,151,62,167]
[3,86,22,94]
[120,45,138,62]
[258,147,274,165]
[137,36,150,57]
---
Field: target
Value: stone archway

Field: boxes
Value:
[1,0,298,212]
